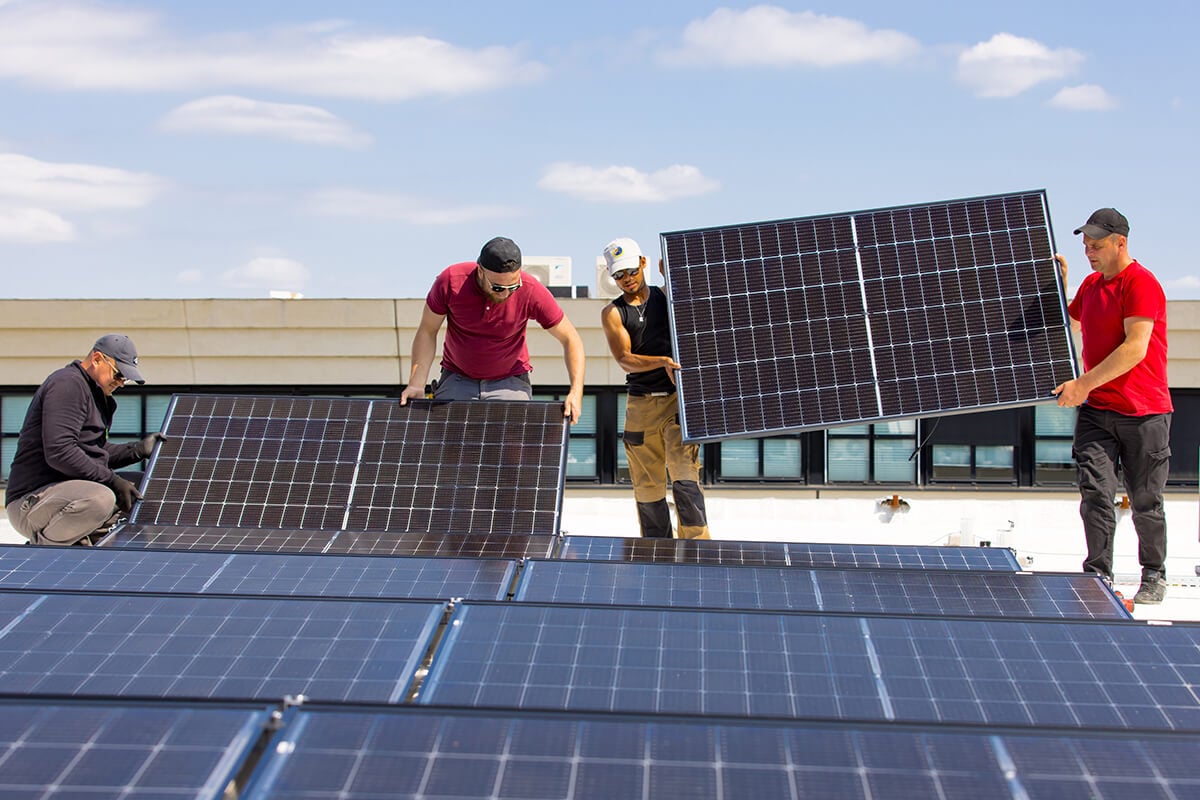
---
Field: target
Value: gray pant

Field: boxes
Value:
[6,480,118,545]
[434,369,533,401]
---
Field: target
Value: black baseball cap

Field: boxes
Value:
[93,334,146,384]
[477,237,522,273]
[1074,208,1130,238]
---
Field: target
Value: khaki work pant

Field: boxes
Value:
[623,393,709,539]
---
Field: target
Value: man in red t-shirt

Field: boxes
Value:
[400,236,585,423]
[1052,208,1172,604]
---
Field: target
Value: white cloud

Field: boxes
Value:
[0,206,75,242]
[957,33,1083,98]
[160,95,372,148]
[0,1,545,100]
[0,152,162,210]
[538,163,719,203]
[1048,84,1117,111]
[1166,275,1200,290]
[307,188,516,225]
[220,256,310,290]
[663,6,920,67]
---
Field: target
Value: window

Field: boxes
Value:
[1034,405,1077,484]
[717,436,803,481]
[1,394,33,482]
[932,443,1015,483]
[827,421,916,483]
[534,393,597,479]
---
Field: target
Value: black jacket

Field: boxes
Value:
[5,361,141,503]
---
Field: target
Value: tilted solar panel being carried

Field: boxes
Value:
[237,706,1200,800]
[420,603,1200,730]
[133,395,568,536]
[0,544,515,602]
[0,701,268,799]
[513,561,1129,620]
[661,190,1076,441]
[559,535,1021,570]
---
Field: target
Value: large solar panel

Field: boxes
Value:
[662,190,1076,441]
[0,545,514,602]
[420,603,1200,730]
[0,591,442,703]
[560,535,1022,570]
[103,524,558,558]
[238,706,1200,800]
[0,701,267,799]
[134,395,568,536]
[513,561,1128,620]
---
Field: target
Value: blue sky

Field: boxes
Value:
[1,0,1196,299]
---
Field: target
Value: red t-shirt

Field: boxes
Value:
[426,261,565,381]
[1067,260,1172,415]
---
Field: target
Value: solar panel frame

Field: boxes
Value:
[419,602,1200,731]
[0,591,444,704]
[512,560,1130,620]
[661,190,1077,442]
[237,705,1200,800]
[558,535,1022,571]
[101,524,559,558]
[132,394,570,536]
[0,700,268,800]
[0,544,516,602]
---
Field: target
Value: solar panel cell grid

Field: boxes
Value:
[420,603,1200,730]
[0,703,266,799]
[663,190,1075,441]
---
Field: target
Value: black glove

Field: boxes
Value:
[134,432,168,460]
[111,476,143,513]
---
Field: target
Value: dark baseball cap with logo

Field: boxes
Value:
[93,334,146,384]
[477,237,522,274]
[1073,208,1130,239]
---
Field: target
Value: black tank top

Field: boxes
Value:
[614,286,675,395]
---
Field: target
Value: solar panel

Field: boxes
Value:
[662,190,1076,441]
[103,524,558,558]
[0,591,442,703]
[134,395,569,536]
[513,561,1129,620]
[237,706,1200,800]
[419,603,1200,730]
[0,545,515,602]
[0,701,267,799]
[559,536,1022,571]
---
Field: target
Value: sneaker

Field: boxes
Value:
[1133,573,1167,605]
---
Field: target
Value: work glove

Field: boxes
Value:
[134,432,168,460]
[111,476,143,513]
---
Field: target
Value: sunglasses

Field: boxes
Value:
[611,268,639,281]
[99,352,125,382]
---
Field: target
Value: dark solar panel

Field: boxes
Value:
[0,591,442,703]
[133,395,568,536]
[348,399,568,536]
[237,706,1200,800]
[103,524,558,558]
[419,603,1200,730]
[0,545,514,602]
[0,702,266,799]
[559,536,1022,570]
[513,561,1128,620]
[662,190,1076,441]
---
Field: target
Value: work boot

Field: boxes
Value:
[1133,571,1167,605]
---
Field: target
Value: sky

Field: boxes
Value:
[1,0,1197,300]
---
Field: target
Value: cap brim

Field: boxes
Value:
[1074,224,1114,238]
[116,360,145,384]
[607,256,642,276]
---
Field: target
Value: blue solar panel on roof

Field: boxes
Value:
[0,545,515,602]
[661,190,1077,441]
[419,603,1200,730]
[558,536,1021,570]
[0,701,267,799]
[0,591,443,703]
[513,561,1128,620]
[238,706,1200,800]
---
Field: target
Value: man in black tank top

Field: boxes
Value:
[600,238,709,539]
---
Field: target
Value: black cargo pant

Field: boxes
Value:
[1072,405,1170,580]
